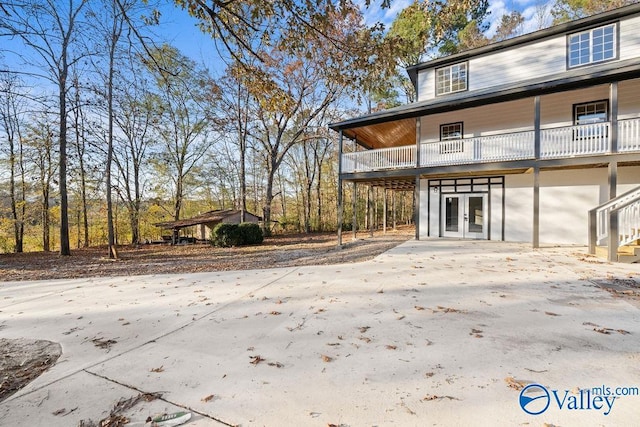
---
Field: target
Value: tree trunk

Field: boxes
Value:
[263,166,275,237]
[74,76,90,248]
[59,68,71,256]
[106,36,117,259]
[8,129,24,253]
[42,192,50,252]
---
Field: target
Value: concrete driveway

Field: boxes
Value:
[1,239,639,426]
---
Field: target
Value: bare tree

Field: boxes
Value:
[144,45,219,234]
[0,72,27,252]
[25,116,57,251]
[0,0,90,255]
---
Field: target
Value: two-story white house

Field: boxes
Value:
[330,4,640,262]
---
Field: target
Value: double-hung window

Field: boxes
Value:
[573,100,608,140]
[439,122,464,154]
[436,62,467,96]
[568,23,617,68]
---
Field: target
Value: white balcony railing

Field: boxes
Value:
[420,131,535,166]
[341,145,416,173]
[341,118,640,173]
[540,122,610,158]
[618,118,640,152]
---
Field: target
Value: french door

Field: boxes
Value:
[442,193,488,239]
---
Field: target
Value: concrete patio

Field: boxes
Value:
[0,239,639,426]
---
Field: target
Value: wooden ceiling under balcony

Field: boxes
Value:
[342,118,415,150]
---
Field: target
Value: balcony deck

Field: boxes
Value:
[341,118,640,174]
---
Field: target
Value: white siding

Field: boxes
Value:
[419,99,534,143]
[415,14,640,103]
[470,37,566,93]
[538,169,607,245]
[619,15,640,61]
[504,174,534,242]
[504,166,640,245]
[619,79,640,119]
[417,69,435,102]
[540,85,609,128]
[419,179,431,239]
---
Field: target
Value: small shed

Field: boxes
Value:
[155,209,261,243]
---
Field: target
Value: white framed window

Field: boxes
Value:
[568,23,616,68]
[436,62,467,96]
[439,122,464,153]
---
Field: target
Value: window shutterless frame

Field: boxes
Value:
[435,62,468,96]
[572,99,609,140]
[566,22,619,69]
[439,122,464,154]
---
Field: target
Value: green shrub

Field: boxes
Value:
[238,222,263,245]
[211,223,241,247]
[211,222,263,247]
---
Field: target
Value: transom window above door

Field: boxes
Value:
[568,23,617,68]
[574,100,608,125]
[436,62,467,95]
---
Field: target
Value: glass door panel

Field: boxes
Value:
[445,196,460,233]
[442,194,487,239]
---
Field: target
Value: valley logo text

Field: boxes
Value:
[519,383,639,416]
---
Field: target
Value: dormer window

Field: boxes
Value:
[436,62,467,95]
[568,23,617,68]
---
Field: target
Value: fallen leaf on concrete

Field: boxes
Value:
[150,366,164,373]
[435,306,462,313]
[594,328,611,334]
[250,355,265,365]
[386,345,397,350]
[544,311,560,316]
[52,408,66,416]
[422,394,458,401]
[414,305,425,311]
[201,394,215,402]
[505,376,526,390]
[270,311,281,316]
[358,336,372,343]
[425,372,434,378]
[268,362,284,368]
[91,337,117,350]
[617,329,631,334]
[359,326,370,333]
[321,355,333,362]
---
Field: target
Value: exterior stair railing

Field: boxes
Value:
[588,185,640,261]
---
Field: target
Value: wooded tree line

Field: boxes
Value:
[0,0,633,254]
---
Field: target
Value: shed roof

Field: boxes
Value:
[155,209,261,230]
